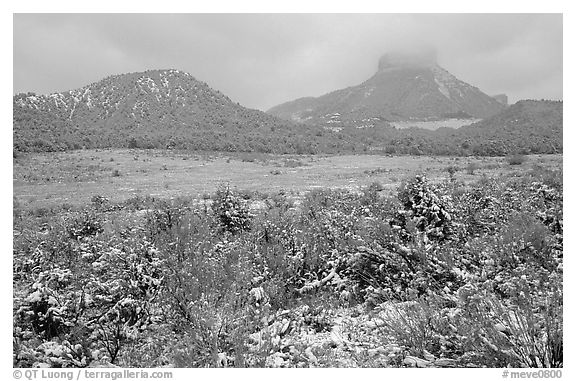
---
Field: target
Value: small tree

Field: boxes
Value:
[127,137,139,149]
[466,162,480,175]
[212,184,252,234]
[507,154,527,165]
[397,175,454,242]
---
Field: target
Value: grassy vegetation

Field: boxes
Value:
[13,149,561,211]
[507,154,528,166]
[13,153,563,368]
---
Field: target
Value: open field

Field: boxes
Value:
[13,149,562,210]
[389,118,481,130]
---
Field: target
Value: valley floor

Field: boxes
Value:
[13,149,562,211]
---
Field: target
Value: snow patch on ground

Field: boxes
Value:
[49,93,67,109]
[434,78,451,99]
[364,87,375,98]
[431,65,469,100]
[137,77,161,101]
[83,88,93,109]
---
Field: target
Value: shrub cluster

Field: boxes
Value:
[13,170,563,368]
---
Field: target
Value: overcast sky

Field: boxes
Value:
[13,13,562,111]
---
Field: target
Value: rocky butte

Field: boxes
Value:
[267,51,505,127]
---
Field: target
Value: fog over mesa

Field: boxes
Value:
[13,13,562,111]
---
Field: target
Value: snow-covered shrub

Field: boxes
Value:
[396,175,454,242]
[212,184,252,234]
[66,211,104,239]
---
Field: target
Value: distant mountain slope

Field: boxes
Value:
[13,69,354,154]
[268,52,505,125]
[464,99,562,133]
[13,69,561,157]
[453,100,563,154]
[14,69,242,125]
